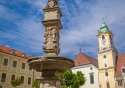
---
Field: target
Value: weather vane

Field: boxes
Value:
[102,18,104,21]
[79,47,81,52]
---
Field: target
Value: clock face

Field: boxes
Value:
[48,1,55,7]
[102,39,106,45]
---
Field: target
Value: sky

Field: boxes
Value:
[0,0,125,60]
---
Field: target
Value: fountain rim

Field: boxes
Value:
[28,55,74,63]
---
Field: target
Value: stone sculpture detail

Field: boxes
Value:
[43,26,60,55]
[48,0,58,8]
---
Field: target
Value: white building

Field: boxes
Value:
[71,52,99,88]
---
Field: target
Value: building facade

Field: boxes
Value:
[0,45,41,88]
[97,21,118,88]
[72,52,99,88]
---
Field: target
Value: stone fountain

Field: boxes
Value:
[28,0,74,88]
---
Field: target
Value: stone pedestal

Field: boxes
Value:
[36,70,62,88]
[36,77,62,88]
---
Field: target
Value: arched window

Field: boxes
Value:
[105,72,108,76]
[90,74,94,84]
[102,35,105,39]
[103,55,106,58]
[106,81,110,88]
[105,63,107,67]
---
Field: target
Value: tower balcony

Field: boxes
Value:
[98,46,117,54]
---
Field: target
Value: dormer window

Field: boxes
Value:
[122,68,125,73]
[22,53,27,57]
[121,66,125,76]
[90,67,93,70]
[10,49,15,54]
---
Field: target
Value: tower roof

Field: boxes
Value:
[98,20,111,34]
[115,54,125,76]
[74,52,98,67]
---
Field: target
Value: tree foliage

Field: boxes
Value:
[58,70,86,88]
[32,80,40,88]
[10,77,21,88]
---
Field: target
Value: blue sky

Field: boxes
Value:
[0,0,125,60]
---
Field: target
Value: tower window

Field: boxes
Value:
[105,72,108,76]
[106,81,110,88]
[90,74,94,84]
[105,63,107,67]
[102,35,105,39]
[103,55,106,58]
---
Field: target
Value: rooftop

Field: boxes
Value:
[116,54,125,76]
[0,45,30,59]
[74,52,98,68]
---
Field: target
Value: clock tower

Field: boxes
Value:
[97,21,118,88]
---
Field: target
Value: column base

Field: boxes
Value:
[36,77,62,88]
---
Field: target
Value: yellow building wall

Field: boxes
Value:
[0,52,41,88]
[98,32,117,88]
[98,33,113,49]
[99,68,116,88]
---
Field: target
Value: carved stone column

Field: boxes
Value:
[42,0,62,56]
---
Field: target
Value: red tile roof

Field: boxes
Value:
[0,45,30,59]
[74,52,98,67]
[115,54,125,76]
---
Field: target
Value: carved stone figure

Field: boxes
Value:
[52,26,57,41]
[43,26,60,55]
[48,0,58,8]
[44,26,58,43]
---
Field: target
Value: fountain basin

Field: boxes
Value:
[28,56,74,72]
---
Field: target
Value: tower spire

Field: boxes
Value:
[79,47,81,52]
[98,20,111,35]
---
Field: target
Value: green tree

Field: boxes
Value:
[32,80,40,88]
[10,77,21,88]
[58,70,86,88]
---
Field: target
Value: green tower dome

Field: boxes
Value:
[98,20,111,34]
